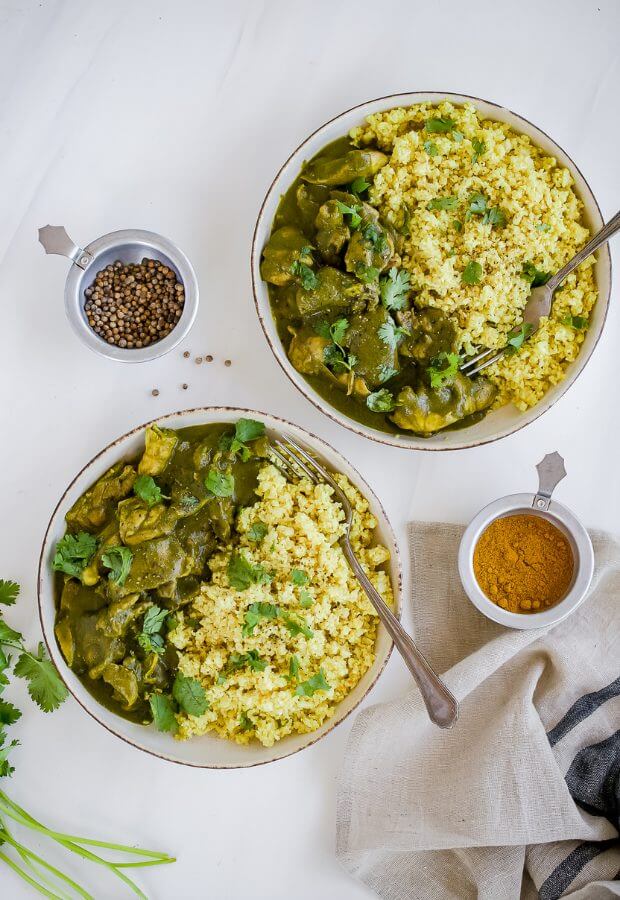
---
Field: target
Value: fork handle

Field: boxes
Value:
[548,208,620,292]
[342,545,458,728]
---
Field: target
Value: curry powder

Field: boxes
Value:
[473,514,574,613]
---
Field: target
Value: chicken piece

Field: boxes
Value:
[138,425,178,476]
[399,307,457,365]
[109,536,191,598]
[66,463,136,531]
[101,663,140,709]
[346,307,399,389]
[295,183,330,232]
[314,200,350,265]
[391,374,497,435]
[295,266,364,318]
[118,497,178,546]
[345,223,394,278]
[301,150,388,186]
[288,327,331,376]
[260,226,313,287]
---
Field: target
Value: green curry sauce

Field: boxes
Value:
[53,421,267,725]
[263,136,496,436]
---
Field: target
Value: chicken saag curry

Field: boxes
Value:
[52,419,269,726]
[261,137,497,435]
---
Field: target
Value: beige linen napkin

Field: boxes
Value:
[336,524,620,900]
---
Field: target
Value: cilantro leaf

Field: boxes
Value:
[378,363,398,383]
[423,140,438,157]
[221,650,267,679]
[334,200,362,229]
[288,655,300,680]
[205,469,235,498]
[561,315,588,330]
[356,265,380,283]
[294,669,331,697]
[220,418,266,463]
[428,352,460,388]
[506,322,535,352]
[179,494,200,512]
[427,195,459,212]
[425,116,456,133]
[247,521,268,542]
[0,581,19,607]
[13,644,68,712]
[378,320,410,351]
[133,474,166,506]
[149,693,178,733]
[242,601,280,636]
[173,672,209,717]
[521,262,551,287]
[482,206,506,228]
[238,711,254,732]
[101,546,133,586]
[465,192,488,217]
[380,267,411,311]
[462,260,483,285]
[283,615,313,640]
[349,176,370,197]
[290,259,319,291]
[52,532,98,579]
[0,699,21,726]
[471,138,486,163]
[137,605,168,656]
[228,553,272,592]
[0,619,22,643]
[452,130,464,143]
[330,318,349,346]
[362,223,387,252]
[299,591,314,609]
[366,388,399,413]
[290,569,308,586]
[322,318,357,374]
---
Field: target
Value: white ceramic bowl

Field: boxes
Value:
[458,493,594,629]
[251,92,612,451]
[38,408,401,768]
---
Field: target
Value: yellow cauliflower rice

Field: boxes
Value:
[351,101,598,410]
[169,463,393,747]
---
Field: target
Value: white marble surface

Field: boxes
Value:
[1,0,618,897]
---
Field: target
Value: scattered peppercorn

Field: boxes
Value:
[224,359,232,367]
[205,355,213,362]
[182,383,188,390]
[195,357,203,364]
[151,389,160,397]
[84,258,184,349]
[183,350,190,359]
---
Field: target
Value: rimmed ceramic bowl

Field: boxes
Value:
[458,493,594,629]
[251,91,612,451]
[38,408,401,768]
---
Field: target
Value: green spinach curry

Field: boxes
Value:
[261,137,497,435]
[52,419,268,727]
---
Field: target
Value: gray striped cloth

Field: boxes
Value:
[336,524,619,899]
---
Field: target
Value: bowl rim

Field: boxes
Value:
[64,228,199,364]
[457,492,594,629]
[37,406,402,769]
[250,90,612,451]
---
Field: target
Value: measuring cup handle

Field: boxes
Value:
[38,225,92,269]
[533,451,567,511]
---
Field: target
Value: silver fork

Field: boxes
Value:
[269,435,458,729]
[461,209,620,377]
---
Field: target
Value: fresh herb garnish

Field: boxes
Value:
[179,494,200,511]
[205,469,235,498]
[247,521,268,542]
[428,351,460,388]
[228,553,272,592]
[452,130,464,143]
[356,265,380,283]
[453,219,463,233]
[425,116,456,133]
[465,192,488,217]
[52,532,98,579]
[172,671,209,716]
[288,655,300,680]
[221,650,267,679]
[427,195,459,212]
[299,591,314,609]
[137,604,168,655]
[536,223,552,232]
[366,388,399,412]
[290,569,309,586]
[0,581,19,606]
[462,260,483,285]
[471,138,486,163]
[521,262,551,286]
[334,200,362,229]
[423,140,438,157]
[220,417,266,461]
[133,474,166,506]
[101,545,133,586]
[378,319,410,351]
[482,206,506,228]
[149,692,178,733]
[290,258,319,291]
[561,315,588,330]
[320,318,357,374]
[349,176,370,197]
[378,363,398,383]
[362,223,387,252]
[238,711,254,732]
[380,267,411,311]
[506,322,535,352]
[242,601,280,636]
[294,669,331,697]
[283,615,313,640]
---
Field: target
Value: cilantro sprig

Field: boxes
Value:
[380,267,411,311]
[428,351,460,388]
[334,200,362,229]
[101,545,133,586]
[294,669,331,697]
[378,319,410,352]
[316,319,357,374]
[133,474,167,506]
[521,262,551,287]
[0,579,176,891]
[137,605,168,655]
[228,553,272,592]
[52,532,98,579]
[366,388,400,413]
